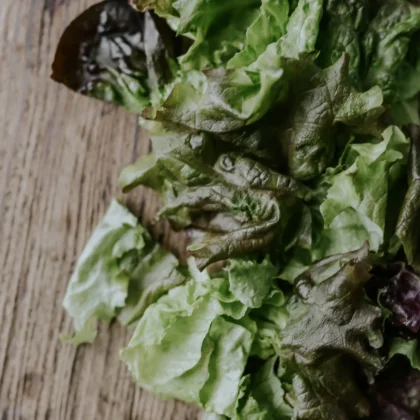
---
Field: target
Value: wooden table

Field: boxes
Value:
[0,1,201,419]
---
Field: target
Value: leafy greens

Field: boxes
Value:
[54,0,420,419]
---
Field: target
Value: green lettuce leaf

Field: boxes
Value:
[226,257,278,308]
[280,244,383,420]
[394,32,420,101]
[227,0,289,69]
[391,33,420,125]
[134,0,337,135]
[277,0,323,58]
[135,0,322,70]
[249,357,292,419]
[362,0,420,100]
[174,1,261,70]
[389,338,420,370]
[135,0,262,69]
[122,263,240,409]
[144,64,286,133]
[250,288,289,360]
[192,54,383,181]
[117,245,186,326]
[319,125,409,256]
[62,200,185,344]
[121,257,286,417]
[281,126,409,281]
[316,0,367,87]
[121,54,386,266]
[203,356,293,420]
[391,95,420,125]
[228,358,292,420]
[142,54,382,179]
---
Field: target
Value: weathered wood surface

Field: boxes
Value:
[0,1,201,419]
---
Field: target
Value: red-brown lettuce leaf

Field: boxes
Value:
[280,245,383,420]
[52,0,178,112]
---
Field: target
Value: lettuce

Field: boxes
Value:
[120,55,384,267]
[227,0,289,69]
[367,260,420,418]
[134,0,263,69]
[54,1,420,420]
[62,200,185,344]
[120,134,311,268]
[320,126,409,254]
[316,0,368,87]
[280,244,383,420]
[52,0,179,112]
[133,0,323,70]
[203,357,293,420]
[120,257,289,417]
[277,0,323,59]
[277,54,383,180]
[281,126,410,281]
[397,125,420,271]
[362,0,420,100]
[369,359,420,419]
[368,262,420,366]
[120,245,385,420]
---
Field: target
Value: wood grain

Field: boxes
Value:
[0,1,201,419]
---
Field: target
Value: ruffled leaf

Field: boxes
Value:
[62,200,184,344]
[52,0,178,112]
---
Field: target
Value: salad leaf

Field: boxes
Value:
[250,288,290,360]
[391,36,420,124]
[319,125,409,256]
[55,1,420,419]
[380,264,420,336]
[226,257,278,309]
[395,32,420,101]
[397,125,420,271]
[117,245,186,326]
[230,357,292,420]
[368,261,420,375]
[316,0,368,87]
[177,184,283,268]
[369,359,420,419]
[281,126,409,281]
[391,96,420,125]
[144,64,286,133]
[134,0,263,69]
[203,357,293,420]
[249,357,292,419]
[62,200,185,344]
[121,257,287,418]
[367,262,420,368]
[389,338,420,369]
[135,0,323,69]
[280,244,383,420]
[52,0,178,112]
[120,134,311,267]
[135,0,347,136]
[227,0,289,69]
[143,53,383,181]
[120,55,386,266]
[362,0,420,100]
[277,0,323,59]
[278,54,384,180]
